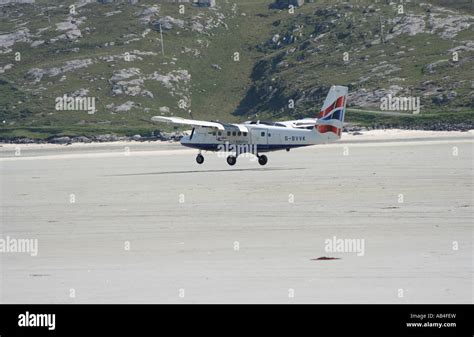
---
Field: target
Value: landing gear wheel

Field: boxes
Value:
[196,154,204,164]
[227,155,237,166]
[258,155,268,166]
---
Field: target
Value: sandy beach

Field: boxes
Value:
[0,130,472,303]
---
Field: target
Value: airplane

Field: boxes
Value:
[151,85,348,166]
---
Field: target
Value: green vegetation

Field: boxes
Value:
[0,0,472,140]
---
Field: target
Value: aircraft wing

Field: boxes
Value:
[152,116,249,132]
[279,118,318,128]
[151,116,225,131]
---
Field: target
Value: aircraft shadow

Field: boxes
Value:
[108,167,307,177]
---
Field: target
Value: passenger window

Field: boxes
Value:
[232,131,236,136]
[268,133,271,137]
[227,131,230,136]
[243,132,247,137]
[261,132,265,137]
[238,132,241,136]
[218,132,222,136]
[212,132,216,136]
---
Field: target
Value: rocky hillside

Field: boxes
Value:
[237,2,474,118]
[0,0,473,140]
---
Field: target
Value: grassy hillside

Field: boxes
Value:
[0,0,473,140]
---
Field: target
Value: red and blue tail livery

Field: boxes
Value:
[317,86,348,138]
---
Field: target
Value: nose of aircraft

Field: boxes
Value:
[180,135,190,145]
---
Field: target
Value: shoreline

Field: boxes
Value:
[0,129,472,151]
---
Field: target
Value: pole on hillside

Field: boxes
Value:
[46,0,51,25]
[380,16,384,44]
[160,23,165,57]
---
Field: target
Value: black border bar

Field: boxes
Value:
[0,304,472,337]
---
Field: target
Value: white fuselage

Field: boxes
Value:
[180,123,339,153]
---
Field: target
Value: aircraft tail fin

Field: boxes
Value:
[316,86,348,138]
